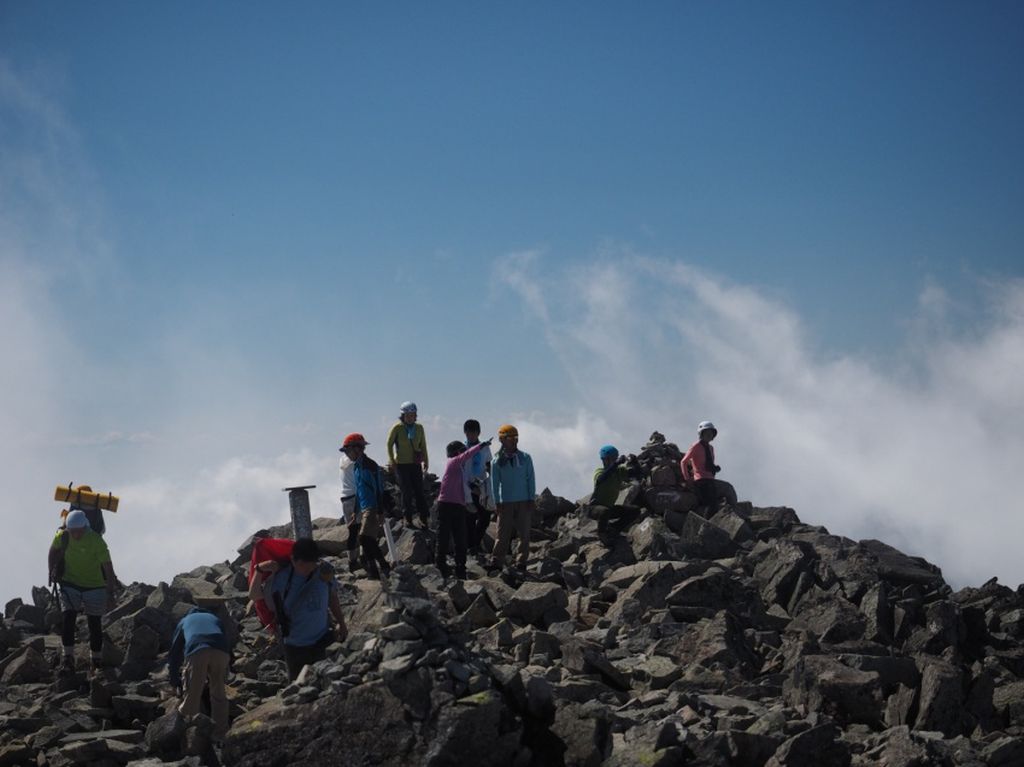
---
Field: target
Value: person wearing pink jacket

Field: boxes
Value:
[436,437,492,579]
[680,420,722,517]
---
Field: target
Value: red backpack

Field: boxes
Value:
[248,537,294,630]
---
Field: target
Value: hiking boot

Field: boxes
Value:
[348,554,361,573]
[379,561,391,578]
[59,655,76,674]
[365,563,380,580]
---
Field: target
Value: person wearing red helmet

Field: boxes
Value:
[340,433,391,580]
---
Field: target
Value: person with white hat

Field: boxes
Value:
[387,401,431,528]
[680,421,724,517]
[47,509,120,673]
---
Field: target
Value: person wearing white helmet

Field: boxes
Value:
[47,509,120,673]
[680,421,723,517]
[386,401,431,528]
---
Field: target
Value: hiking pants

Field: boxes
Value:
[395,463,429,524]
[694,478,719,517]
[179,647,230,739]
[62,611,103,653]
[283,632,333,681]
[492,501,532,568]
[436,501,468,576]
[467,495,491,553]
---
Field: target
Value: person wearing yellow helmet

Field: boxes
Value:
[490,424,536,571]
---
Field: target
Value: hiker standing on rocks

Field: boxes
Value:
[436,437,493,579]
[339,442,360,572]
[342,433,392,580]
[47,510,120,673]
[592,445,643,535]
[387,401,431,529]
[490,424,536,571]
[249,538,347,681]
[463,419,494,556]
[168,607,234,740]
[681,421,722,517]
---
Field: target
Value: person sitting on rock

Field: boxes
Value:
[681,420,723,517]
[249,538,347,681]
[463,419,495,557]
[591,444,643,535]
[436,437,493,579]
[168,607,235,741]
[490,424,536,572]
[387,401,431,529]
[342,433,392,580]
[47,509,120,673]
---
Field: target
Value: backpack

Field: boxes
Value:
[248,537,295,631]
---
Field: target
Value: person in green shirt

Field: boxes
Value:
[591,445,643,536]
[48,510,120,673]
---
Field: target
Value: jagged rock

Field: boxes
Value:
[550,702,612,766]
[914,658,963,736]
[766,723,850,767]
[1,646,49,684]
[784,654,883,726]
[502,582,568,627]
[145,709,186,761]
[753,539,817,610]
[678,511,738,559]
[395,528,435,565]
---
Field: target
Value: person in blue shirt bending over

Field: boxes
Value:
[167,607,235,741]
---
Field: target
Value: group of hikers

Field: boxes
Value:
[45,402,725,743]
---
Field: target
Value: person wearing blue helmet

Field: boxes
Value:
[591,444,643,535]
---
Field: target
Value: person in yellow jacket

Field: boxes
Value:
[387,401,430,528]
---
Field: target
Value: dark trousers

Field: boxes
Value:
[694,478,719,517]
[395,463,429,524]
[467,495,491,553]
[62,611,103,652]
[436,501,468,577]
[283,632,332,680]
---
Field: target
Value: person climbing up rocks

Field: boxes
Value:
[681,420,723,517]
[490,424,536,572]
[249,538,347,681]
[47,510,120,673]
[591,444,643,535]
[167,606,235,741]
[387,401,430,528]
[341,433,392,580]
[436,436,493,579]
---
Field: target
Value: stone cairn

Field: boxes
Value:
[3,432,1024,766]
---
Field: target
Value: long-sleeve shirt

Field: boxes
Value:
[462,441,493,505]
[592,464,631,507]
[491,449,536,504]
[167,608,231,688]
[353,455,383,511]
[339,455,356,498]
[680,440,716,482]
[386,422,428,465]
[438,442,488,505]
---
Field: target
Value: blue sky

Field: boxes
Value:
[2,2,1022,601]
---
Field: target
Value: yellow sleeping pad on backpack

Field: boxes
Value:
[54,485,119,512]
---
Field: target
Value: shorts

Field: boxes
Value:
[60,583,107,616]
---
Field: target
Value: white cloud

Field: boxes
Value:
[500,253,1024,589]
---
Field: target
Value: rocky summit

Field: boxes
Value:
[4,432,1024,766]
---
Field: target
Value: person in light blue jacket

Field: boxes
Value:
[490,424,536,569]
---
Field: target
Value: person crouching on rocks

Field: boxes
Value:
[681,420,722,517]
[47,510,120,673]
[249,538,347,681]
[592,444,643,536]
[342,433,392,580]
[436,437,493,579]
[490,424,536,572]
[168,607,234,741]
